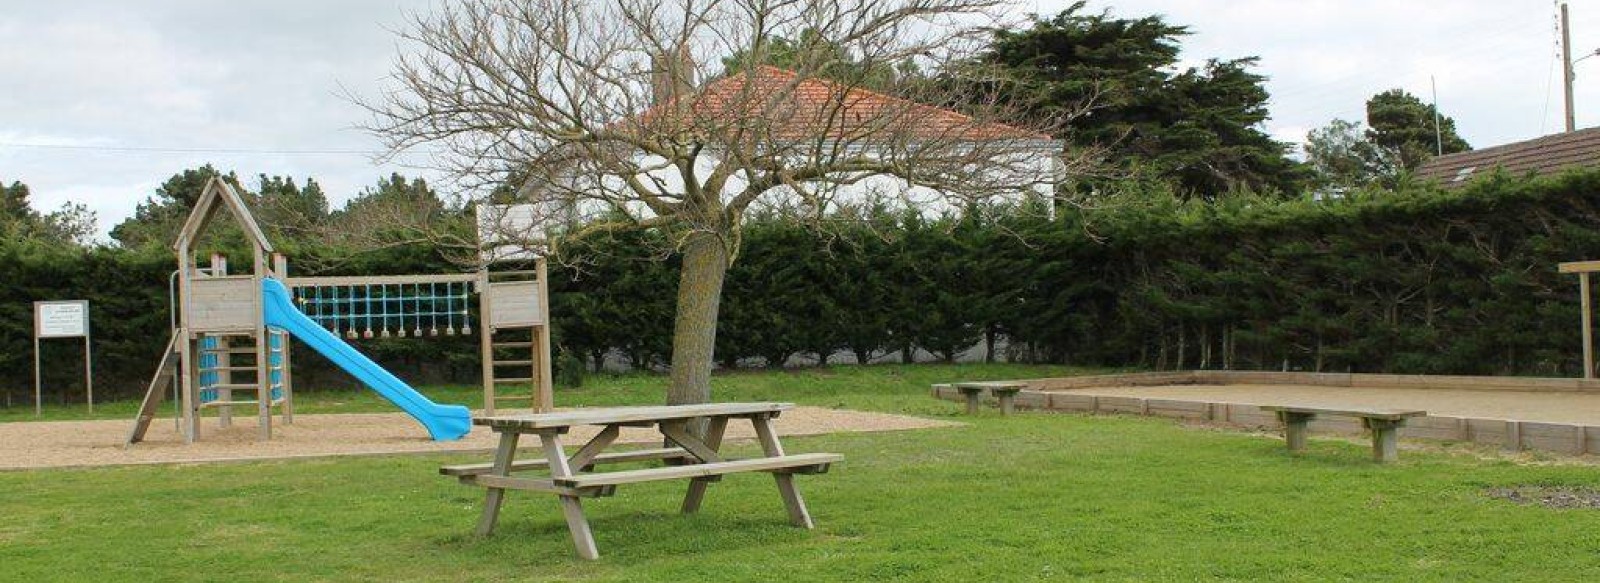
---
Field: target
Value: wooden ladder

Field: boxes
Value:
[486,332,538,413]
[125,333,181,447]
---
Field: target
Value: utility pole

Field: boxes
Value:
[1562,2,1575,132]
[1431,76,1443,155]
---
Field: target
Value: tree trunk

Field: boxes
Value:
[667,232,730,406]
[853,348,872,365]
[984,327,997,364]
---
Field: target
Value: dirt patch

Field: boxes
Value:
[1487,486,1600,509]
[0,407,958,470]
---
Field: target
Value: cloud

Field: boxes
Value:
[2,0,1597,241]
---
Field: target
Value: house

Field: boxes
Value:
[1414,126,1600,187]
[526,65,1065,228]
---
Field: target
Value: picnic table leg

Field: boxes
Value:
[1365,419,1404,463]
[997,390,1018,416]
[681,417,729,514]
[541,432,600,560]
[475,431,520,536]
[960,388,983,415]
[1277,412,1314,453]
[753,415,815,529]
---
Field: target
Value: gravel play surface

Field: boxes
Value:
[0,407,957,470]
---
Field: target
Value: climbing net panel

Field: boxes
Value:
[285,275,479,339]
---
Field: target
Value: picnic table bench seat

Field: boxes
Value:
[439,447,691,477]
[553,453,842,488]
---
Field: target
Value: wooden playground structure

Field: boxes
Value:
[126,178,553,445]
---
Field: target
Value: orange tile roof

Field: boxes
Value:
[623,65,1052,143]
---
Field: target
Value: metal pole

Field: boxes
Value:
[1563,2,1576,132]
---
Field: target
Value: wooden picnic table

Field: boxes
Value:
[443,402,842,560]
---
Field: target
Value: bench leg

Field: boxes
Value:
[1365,419,1403,463]
[998,392,1017,416]
[541,432,600,560]
[962,389,982,415]
[682,417,729,514]
[476,431,520,536]
[1279,412,1314,453]
[753,416,815,529]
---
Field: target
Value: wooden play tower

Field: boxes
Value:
[127,178,553,445]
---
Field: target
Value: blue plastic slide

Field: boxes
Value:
[261,278,472,441]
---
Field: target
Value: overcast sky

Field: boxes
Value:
[2,0,1596,240]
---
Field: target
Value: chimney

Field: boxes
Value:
[650,42,696,105]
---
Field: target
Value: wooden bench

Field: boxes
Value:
[451,403,843,560]
[953,382,1028,415]
[554,453,842,489]
[1259,405,1426,463]
[439,447,691,477]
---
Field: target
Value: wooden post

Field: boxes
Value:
[1279,411,1313,453]
[535,257,554,413]
[479,271,496,416]
[32,334,41,417]
[958,386,983,415]
[83,321,93,414]
[1365,418,1403,463]
[177,240,197,443]
[1583,272,1594,379]
[254,248,271,441]
[181,335,199,443]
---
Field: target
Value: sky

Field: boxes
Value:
[2,0,1597,240]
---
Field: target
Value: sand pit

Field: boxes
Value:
[1054,384,1600,426]
[0,407,956,470]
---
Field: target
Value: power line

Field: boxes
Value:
[0,142,437,156]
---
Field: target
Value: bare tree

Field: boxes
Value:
[360,0,1087,406]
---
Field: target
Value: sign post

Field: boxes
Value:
[33,300,92,416]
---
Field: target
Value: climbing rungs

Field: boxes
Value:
[207,383,265,390]
[201,400,260,407]
[492,360,534,367]
[493,377,533,384]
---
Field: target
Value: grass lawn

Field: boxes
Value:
[3,363,1600,581]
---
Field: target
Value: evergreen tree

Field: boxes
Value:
[111,165,241,248]
[1365,89,1471,173]
[966,2,1305,199]
[0,180,97,246]
[1304,118,1392,191]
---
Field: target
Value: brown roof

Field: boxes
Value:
[1414,126,1600,187]
[623,65,1052,143]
